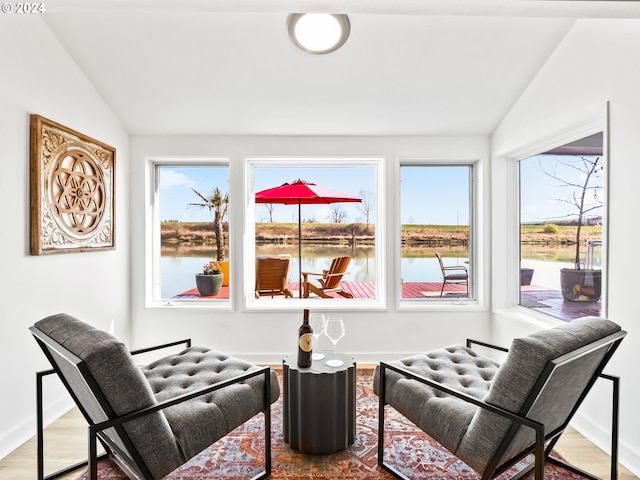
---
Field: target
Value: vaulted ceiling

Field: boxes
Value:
[43,1,640,136]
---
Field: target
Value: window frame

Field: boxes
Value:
[496,111,609,323]
[516,133,607,321]
[244,156,386,311]
[396,156,482,311]
[146,156,232,310]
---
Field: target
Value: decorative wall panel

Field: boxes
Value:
[30,115,115,254]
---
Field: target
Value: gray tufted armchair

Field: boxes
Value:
[31,313,280,480]
[374,316,626,480]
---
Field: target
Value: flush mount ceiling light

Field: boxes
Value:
[287,13,350,55]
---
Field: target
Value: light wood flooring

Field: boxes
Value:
[1,406,636,480]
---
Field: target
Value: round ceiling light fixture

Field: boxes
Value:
[287,13,350,55]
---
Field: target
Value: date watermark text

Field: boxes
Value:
[2,3,46,14]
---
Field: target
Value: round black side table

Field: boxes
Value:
[282,351,356,454]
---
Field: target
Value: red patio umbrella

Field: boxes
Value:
[255,179,361,297]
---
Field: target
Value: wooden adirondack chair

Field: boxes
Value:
[302,256,353,298]
[255,255,294,298]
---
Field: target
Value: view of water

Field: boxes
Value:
[161,244,376,298]
[160,243,577,298]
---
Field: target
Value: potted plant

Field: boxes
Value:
[195,261,224,297]
[539,155,603,302]
[189,187,230,286]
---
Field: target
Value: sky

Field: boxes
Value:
[159,165,375,224]
[158,155,603,225]
[253,166,375,224]
[520,154,603,224]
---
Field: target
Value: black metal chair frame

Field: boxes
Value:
[435,252,468,297]
[33,330,273,480]
[378,332,625,480]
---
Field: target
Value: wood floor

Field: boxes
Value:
[1,406,636,480]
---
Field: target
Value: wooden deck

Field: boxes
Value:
[174,281,464,300]
[520,284,601,321]
[173,282,599,322]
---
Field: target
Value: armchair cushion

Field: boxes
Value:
[143,346,280,460]
[373,345,500,453]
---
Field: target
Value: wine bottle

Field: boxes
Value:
[298,309,313,367]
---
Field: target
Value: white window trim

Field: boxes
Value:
[493,106,608,323]
[145,156,233,310]
[243,156,386,312]
[395,156,485,311]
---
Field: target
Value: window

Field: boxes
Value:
[246,157,384,309]
[519,133,605,321]
[149,160,231,307]
[399,163,473,301]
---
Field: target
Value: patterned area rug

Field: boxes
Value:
[77,369,584,479]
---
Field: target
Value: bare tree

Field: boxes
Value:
[330,205,348,223]
[537,155,603,270]
[189,187,229,261]
[356,189,374,231]
[263,203,276,222]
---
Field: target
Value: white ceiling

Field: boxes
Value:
[42,1,640,136]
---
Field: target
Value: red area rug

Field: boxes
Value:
[77,369,584,479]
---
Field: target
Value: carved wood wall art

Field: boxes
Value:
[30,115,116,254]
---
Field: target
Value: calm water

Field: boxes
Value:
[160,243,577,298]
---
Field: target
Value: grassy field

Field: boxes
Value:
[520,224,602,244]
[161,221,600,245]
[161,221,375,245]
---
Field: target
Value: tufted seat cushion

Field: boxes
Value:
[143,346,280,461]
[373,345,500,454]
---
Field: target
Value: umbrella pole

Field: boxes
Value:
[298,201,302,298]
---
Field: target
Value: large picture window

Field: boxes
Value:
[150,160,231,307]
[399,163,473,301]
[519,133,605,321]
[246,157,384,309]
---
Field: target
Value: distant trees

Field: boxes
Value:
[262,203,276,222]
[356,189,374,230]
[330,205,347,223]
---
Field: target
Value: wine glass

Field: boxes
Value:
[309,313,327,360]
[325,317,345,367]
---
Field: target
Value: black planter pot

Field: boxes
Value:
[560,269,602,302]
[520,268,534,286]
[195,273,224,297]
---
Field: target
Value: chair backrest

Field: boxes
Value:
[456,316,625,475]
[31,313,183,480]
[324,256,351,289]
[435,252,445,272]
[255,255,291,291]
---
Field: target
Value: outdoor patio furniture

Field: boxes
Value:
[435,252,468,296]
[255,254,294,298]
[302,255,353,298]
[255,179,361,297]
[31,313,279,480]
[374,316,626,480]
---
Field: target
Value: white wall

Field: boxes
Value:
[492,18,640,476]
[0,16,130,458]
[129,135,492,364]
